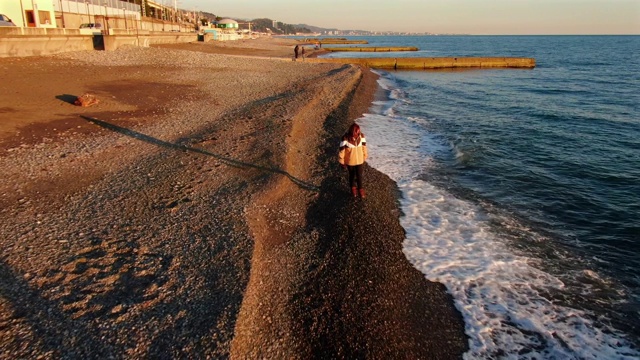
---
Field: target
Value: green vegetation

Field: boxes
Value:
[251,18,311,34]
[198,11,311,34]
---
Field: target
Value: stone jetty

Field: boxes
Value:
[322,46,419,52]
[307,56,536,69]
[303,39,369,44]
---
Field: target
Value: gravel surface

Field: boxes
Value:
[0,38,468,359]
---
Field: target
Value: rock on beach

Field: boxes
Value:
[0,37,468,358]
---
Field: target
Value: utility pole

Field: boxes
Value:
[103,0,109,33]
[174,0,178,30]
[58,0,65,28]
[19,0,26,27]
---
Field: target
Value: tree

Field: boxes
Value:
[249,18,310,34]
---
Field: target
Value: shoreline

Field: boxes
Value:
[0,38,468,358]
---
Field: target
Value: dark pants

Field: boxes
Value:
[347,164,364,189]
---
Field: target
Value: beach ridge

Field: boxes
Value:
[0,38,467,358]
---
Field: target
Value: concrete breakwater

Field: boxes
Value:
[304,39,369,44]
[307,56,536,69]
[322,46,419,52]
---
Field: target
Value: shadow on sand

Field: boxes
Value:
[81,115,319,192]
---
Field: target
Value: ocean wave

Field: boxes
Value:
[359,64,640,358]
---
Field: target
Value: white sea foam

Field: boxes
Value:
[358,73,640,359]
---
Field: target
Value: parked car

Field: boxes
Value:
[79,23,102,29]
[0,14,16,26]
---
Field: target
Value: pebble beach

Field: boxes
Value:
[0,37,468,358]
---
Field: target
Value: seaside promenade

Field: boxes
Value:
[0,37,468,358]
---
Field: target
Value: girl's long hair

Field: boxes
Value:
[347,123,361,140]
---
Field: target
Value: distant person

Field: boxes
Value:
[294,44,299,59]
[338,123,368,198]
[301,46,305,60]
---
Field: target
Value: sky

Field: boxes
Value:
[173,0,639,35]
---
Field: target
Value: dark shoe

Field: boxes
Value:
[351,187,358,198]
[359,189,366,198]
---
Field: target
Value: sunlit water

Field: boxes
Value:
[323,35,640,359]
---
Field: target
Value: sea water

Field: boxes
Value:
[324,35,640,359]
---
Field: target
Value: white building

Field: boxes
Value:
[0,0,57,28]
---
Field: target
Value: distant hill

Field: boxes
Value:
[293,24,375,34]
[192,10,436,35]
[249,18,311,34]
[293,24,339,34]
[196,11,315,34]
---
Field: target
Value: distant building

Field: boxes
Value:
[204,18,239,41]
[215,18,238,30]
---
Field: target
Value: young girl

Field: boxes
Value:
[338,123,368,198]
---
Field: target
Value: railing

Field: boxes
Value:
[0,26,196,36]
[53,0,141,19]
[0,27,83,36]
